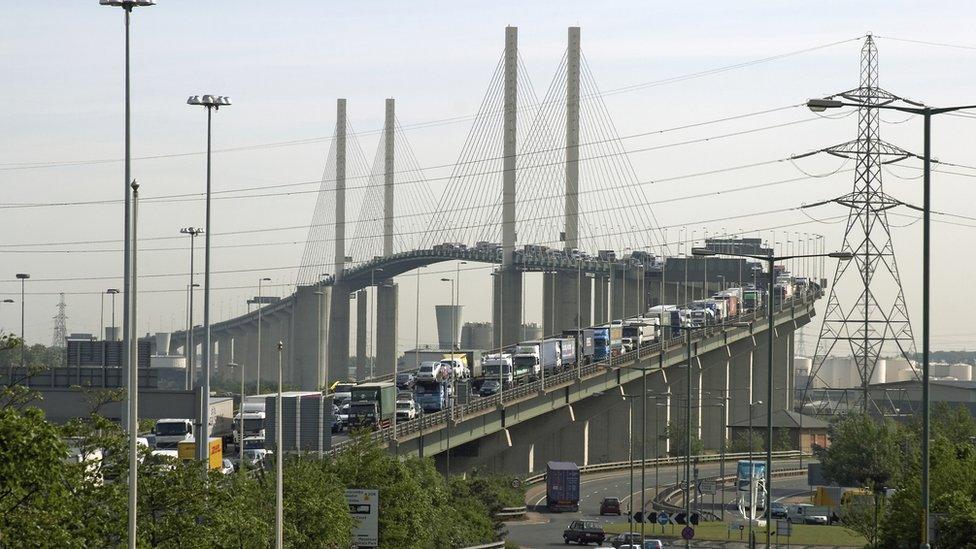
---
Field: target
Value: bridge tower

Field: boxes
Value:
[327,98,353,384]
[374,99,399,379]
[492,26,524,348]
[543,27,592,336]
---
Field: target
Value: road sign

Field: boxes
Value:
[511,478,522,489]
[776,520,792,537]
[699,479,717,495]
[682,526,695,540]
[345,489,379,548]
[657,512,669,525]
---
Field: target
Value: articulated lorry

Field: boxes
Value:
[546,461,581,512]
[348,382,396,430]
[233,393,278,445]
[513,340,561,376]
[591,327,611,362]
[153,396,234,449]
[562,328,596,365]
[414,379,453,412]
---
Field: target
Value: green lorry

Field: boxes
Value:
[348,382,397,430]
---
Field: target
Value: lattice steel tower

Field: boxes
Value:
[808,35,918,411]
[52,292,68,348]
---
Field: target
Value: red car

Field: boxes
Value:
[600,497,621,515]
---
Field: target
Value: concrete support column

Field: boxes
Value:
[355,290,368,380]
[327,284,352,383]
[290,285,330,390]
[241,326,258,385]
[383,99,395,258]
[700,354,731,451]
[492,268,523,348]
[543,271,592,336]
[501,26,518,267]
[729,344,756,425]
[375,282,398,378]
[593,275,608,324]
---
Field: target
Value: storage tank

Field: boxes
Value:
[870,359,886,385]
[794,356,814,389]
[949,363,973,382]
[435,305,463,349]
[461,322,493,350]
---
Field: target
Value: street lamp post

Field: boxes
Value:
[15,274,29,368]
[187,93,231,466]
[256,277,271,394]
[275,341,284,549]
[99,3,154,547]
[693,246,851,547]
[180,227,203,390]
[441,277,455,477]
[107,288,120,341]
[807,96,976,549]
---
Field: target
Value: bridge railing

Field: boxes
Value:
[329,291,821,456]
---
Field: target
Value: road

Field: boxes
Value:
[508,459,812,548]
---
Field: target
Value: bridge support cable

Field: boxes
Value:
[297,99,373,285]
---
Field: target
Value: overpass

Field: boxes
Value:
[328,291,818,475]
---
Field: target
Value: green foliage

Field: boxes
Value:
[279,456,353,548]
[667,419,704,457]
[725,430,764,453]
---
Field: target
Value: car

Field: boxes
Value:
[479,379,502,397]
[788,503,828,525]
[642,541,664,549]
[770,501,788,519]
[563,520,605,545]
[331,404,345,433]
[395,399,419,421]
[416,361,447,382]
[242,448,270,469]
[610,533,645,548]
[220,458,235,475]
[338,403,351,426]
[395,372,416,390]
[600,497,622,515]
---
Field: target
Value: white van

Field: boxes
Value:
[788,503,829,525]
[416,361,447,382]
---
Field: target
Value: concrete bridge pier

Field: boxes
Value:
[375,281,398,378]
[728,338,757,429]
[750,325,794,417]
[327,283,352,384]
[492,268,523,348]
[355,289,368,379]
[610,267,643,320]
[593,275,609,324]
[542,271,592,337]
[700,351,731,452]
[288,284,330,389]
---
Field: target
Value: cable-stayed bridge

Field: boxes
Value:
[163,26,830,473]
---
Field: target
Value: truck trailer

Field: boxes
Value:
[546,461,581,512]
[348,382,396,430]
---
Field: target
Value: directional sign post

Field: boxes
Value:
[657,511,669,533]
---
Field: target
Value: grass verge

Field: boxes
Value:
[604,520,867,546]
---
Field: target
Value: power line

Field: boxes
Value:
[874,35,976,52]
[0,32,863,172]
[0,110,814,210]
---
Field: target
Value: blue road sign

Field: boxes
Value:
[657,512,669,526]
[682,526,695,540]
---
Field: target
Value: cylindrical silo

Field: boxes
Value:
[461,322,493,351]
[435,305,463,350]
[949,363,973,382]
[794,357,813,390]
[870,359,886,385]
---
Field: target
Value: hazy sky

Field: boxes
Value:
[3,1,976,352]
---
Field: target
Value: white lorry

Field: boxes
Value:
[233,394,276,445]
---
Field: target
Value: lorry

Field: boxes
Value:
[482,353,516,386]
[649,305,681,338]
[176,438,223,470]
[591,327,611,362]
[557,337,576,369]
[233,393,277,445]
[742,289,764,312]
[400,349,482,378]
[562,328,596,365]
[604,324,623,356]
[348,382,396,430]
[546,461,581,512]
[514,340,561,376]
[622,321,656,347]
[812,486,872,521]
[414,379,453,412]
[154,397,234,449]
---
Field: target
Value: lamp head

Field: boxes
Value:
[107,288,120,294]
[691,247,717,257]
[261,277,272,282]
[828,251,854,260]
[807,98,844,112]
[15,273,30,280]
[100,0,156,7]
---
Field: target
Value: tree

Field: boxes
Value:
[667,419,703,457]
[279,456,353,547]
[815,413,902,546]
